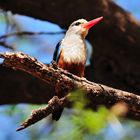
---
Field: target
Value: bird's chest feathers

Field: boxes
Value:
[61,38,86,64]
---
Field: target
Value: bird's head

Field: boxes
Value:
[67,17,103,38]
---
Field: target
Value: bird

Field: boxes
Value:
[52,17,103,121]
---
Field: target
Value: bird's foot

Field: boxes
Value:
[81,77,86,81]
[50,60,58,69]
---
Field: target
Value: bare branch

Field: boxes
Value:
[0,31,65,40]
[0,52,140,121]
[0,41,14,50]
[16,96,68,131]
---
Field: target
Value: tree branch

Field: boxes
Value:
[0,41,14,50]
[16,96,68,131]
[0,31,65,40]
[0,0,140,93]
[0,52,140,121]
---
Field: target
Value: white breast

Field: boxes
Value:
[61,36,87,64]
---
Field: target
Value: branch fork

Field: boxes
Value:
[0,52,140,130]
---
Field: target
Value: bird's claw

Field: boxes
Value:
[51,60,58,68]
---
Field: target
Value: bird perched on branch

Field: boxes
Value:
[52,17,103,121]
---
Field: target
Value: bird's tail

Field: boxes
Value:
[52,108,64,121]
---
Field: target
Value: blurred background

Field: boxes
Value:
[0,0,140,140]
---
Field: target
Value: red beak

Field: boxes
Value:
[82,16,103,29]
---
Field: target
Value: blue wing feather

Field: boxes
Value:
[53,41,61,62]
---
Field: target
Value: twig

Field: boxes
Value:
[0,41,14,50]
[16,96,68,131]
[0,31,65,40]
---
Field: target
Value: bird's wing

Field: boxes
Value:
[53,41,62,62]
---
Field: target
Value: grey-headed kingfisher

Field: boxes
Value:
[52,17,103,120]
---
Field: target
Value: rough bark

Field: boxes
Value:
[0,0,140,94]
[16,96,68,131]
[0,52,140,121]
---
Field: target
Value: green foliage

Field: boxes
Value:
[46,90,110,140]
[66,90,108,140]
[71,107,108,135]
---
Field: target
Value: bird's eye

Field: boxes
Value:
[74,22,81,26]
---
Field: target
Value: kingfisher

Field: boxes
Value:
[52,17,103,120]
